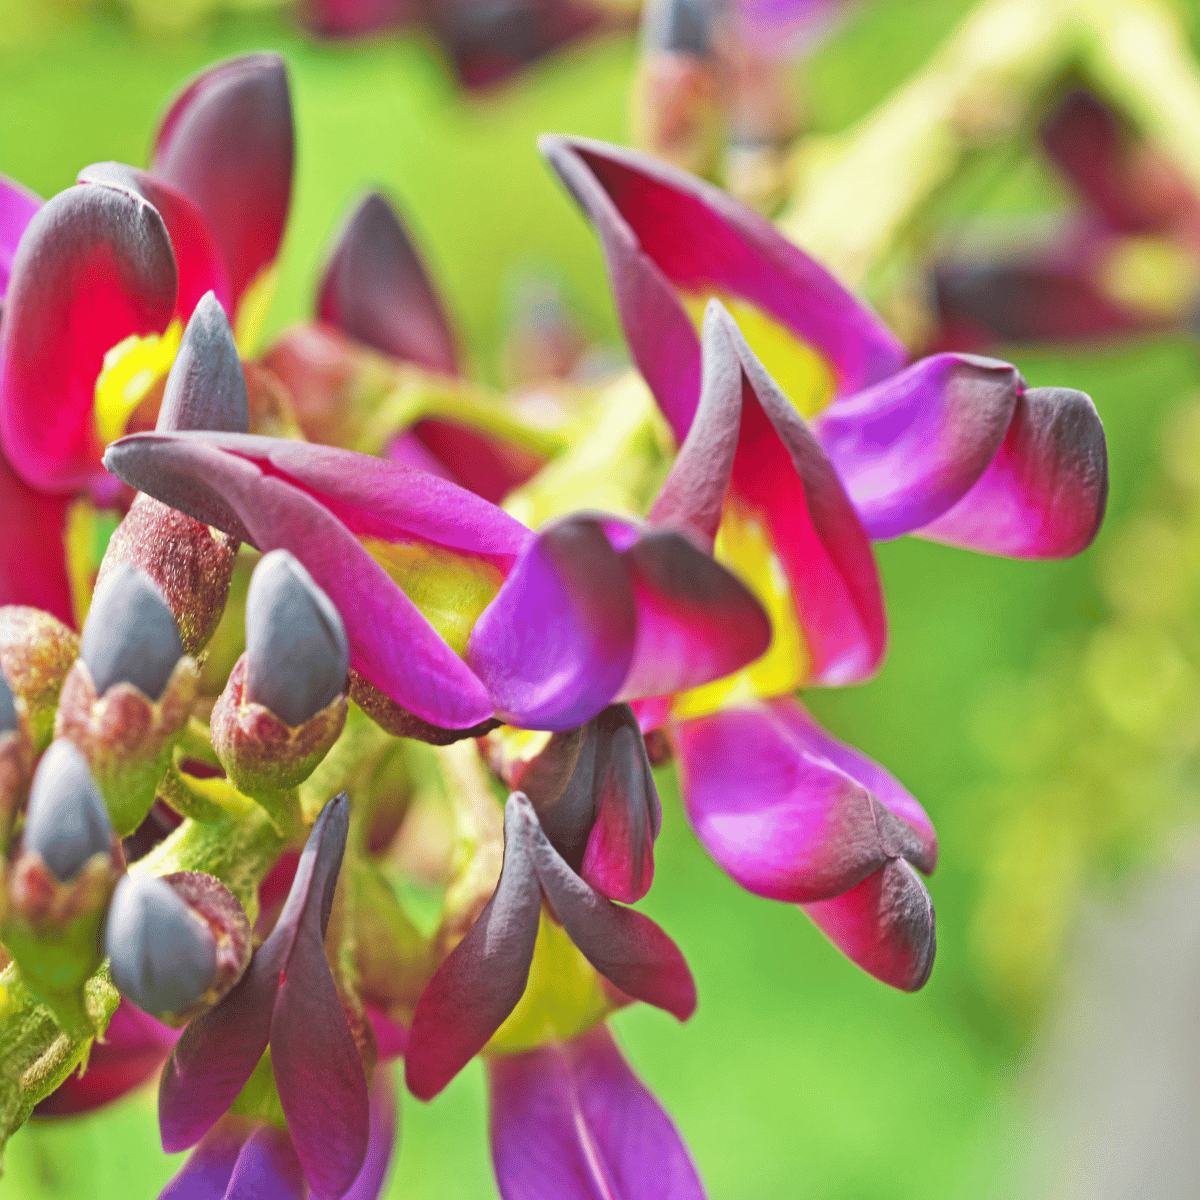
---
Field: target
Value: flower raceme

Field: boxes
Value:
[0,52,293,623]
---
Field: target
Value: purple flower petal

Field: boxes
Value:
[539,136,905,442]
[318,191,459,374]
[0,173,40,306]
[765,695,937,872]
[0,449,73,627]
[488,1024,707,1200]
[224,1124,308,1200]
[915,386,1108,558]
[802,857,936,992]
[104,431,522,728]
[707,303,887,686]
[343,1068,399,1200]
[152,53,294,308]
[814,353,1022,541]
[521,795,696,1021]
[0,183,177,493]
[673,701,926,903]
[159,1116,252,1200]
[468,514,638,732]
[406,796,543,1101]
[366,1007,411,1062]
[306,0,413,37]
[78,162,231,319]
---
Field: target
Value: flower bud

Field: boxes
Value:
[95,294,249,656]
[0,668,33,842]
[3,741,120,1032]
[210,552,349,808]
[245,550,350,727]
[106,869,251,1025]
[56,566,199,835]
[0,606,80,751]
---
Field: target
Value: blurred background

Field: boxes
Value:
[3,0,1200,1196]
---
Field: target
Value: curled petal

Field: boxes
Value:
[78,162,230,319]
[673,702,924,903]
[153,53,294,307]
[539,136,905,442]
[0,173,40,306]
[406,797,543,1101]
[343,1068,399,1200]
[765,696,936,871]
[916,387,1108,558]
[488,1024,707,1200]
[319,191,459,374]
[469,515,638,732]
[159,1116,254,1200]
[802,857,936,992]
[710,303,887,685]
[814,354,1022,541]
[0,183,177,492]
[225,1124,308,1200]
[104,431,523,728]
[0,450,72,626]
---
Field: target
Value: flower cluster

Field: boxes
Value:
[0,47,1106,1200]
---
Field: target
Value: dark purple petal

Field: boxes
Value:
[710,303,887,686]
[916,386,1108,558]
[617,527,771,701]
[814,354,1022,541]
[0,449,73,627]
[159,1116,252,1200]
[765,695,936,872]
[0,183,177,493]
[78,162,230,319]
[152,54,294,307]
[468,515,638,732]
[343,1068,399,1200]
[802,857,936,992]
[488,1024,707,1200]
[539,136,905,443]
[406,798,542,1101]
[520,795,696,1021]
[225,1124,308,1200]
[673,702,926,903]
[318,191,459,374]
[104,432,518,729]
[0,173,40,306]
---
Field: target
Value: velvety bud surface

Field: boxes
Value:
[106,874,218,1017]
[244,549,350,727]
[0,668,16,734]
[80,563,183,700]
[24,740,111,881]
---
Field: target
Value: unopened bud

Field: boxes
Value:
[245,550,350,727]
[0,606,80,751]
[0,670,16,734]
[56,568,199,836]
[0,671,34,844]
[106,869,250,1025]
[4,740,119,1033]
[24,740,112,882]
[210,553,349,812]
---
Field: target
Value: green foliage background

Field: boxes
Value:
[1,1,1198,1195]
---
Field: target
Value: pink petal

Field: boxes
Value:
[0,183,177,493]
[814,353,1022,541]
[0,173,40,305]
[305,0,413,36]
[318,191,459,374]
[78,162,231,319]
[0,449,74,627]
[802,857,936,992]
[673,702,923,903]
[539,136,905,442]
[152,54,294,307]
[916,386,1108,558]
[488,1024,707,1200]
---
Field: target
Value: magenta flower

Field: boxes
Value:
[158,1068,396,1200]
[405,791,696,1101]
[541,135,1108,560]
[158,795,371,1199]
[102,430,770,735]
[488,1023,705,1200]
[0,172,40,310]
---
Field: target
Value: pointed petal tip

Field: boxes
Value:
[157,291,249,435]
